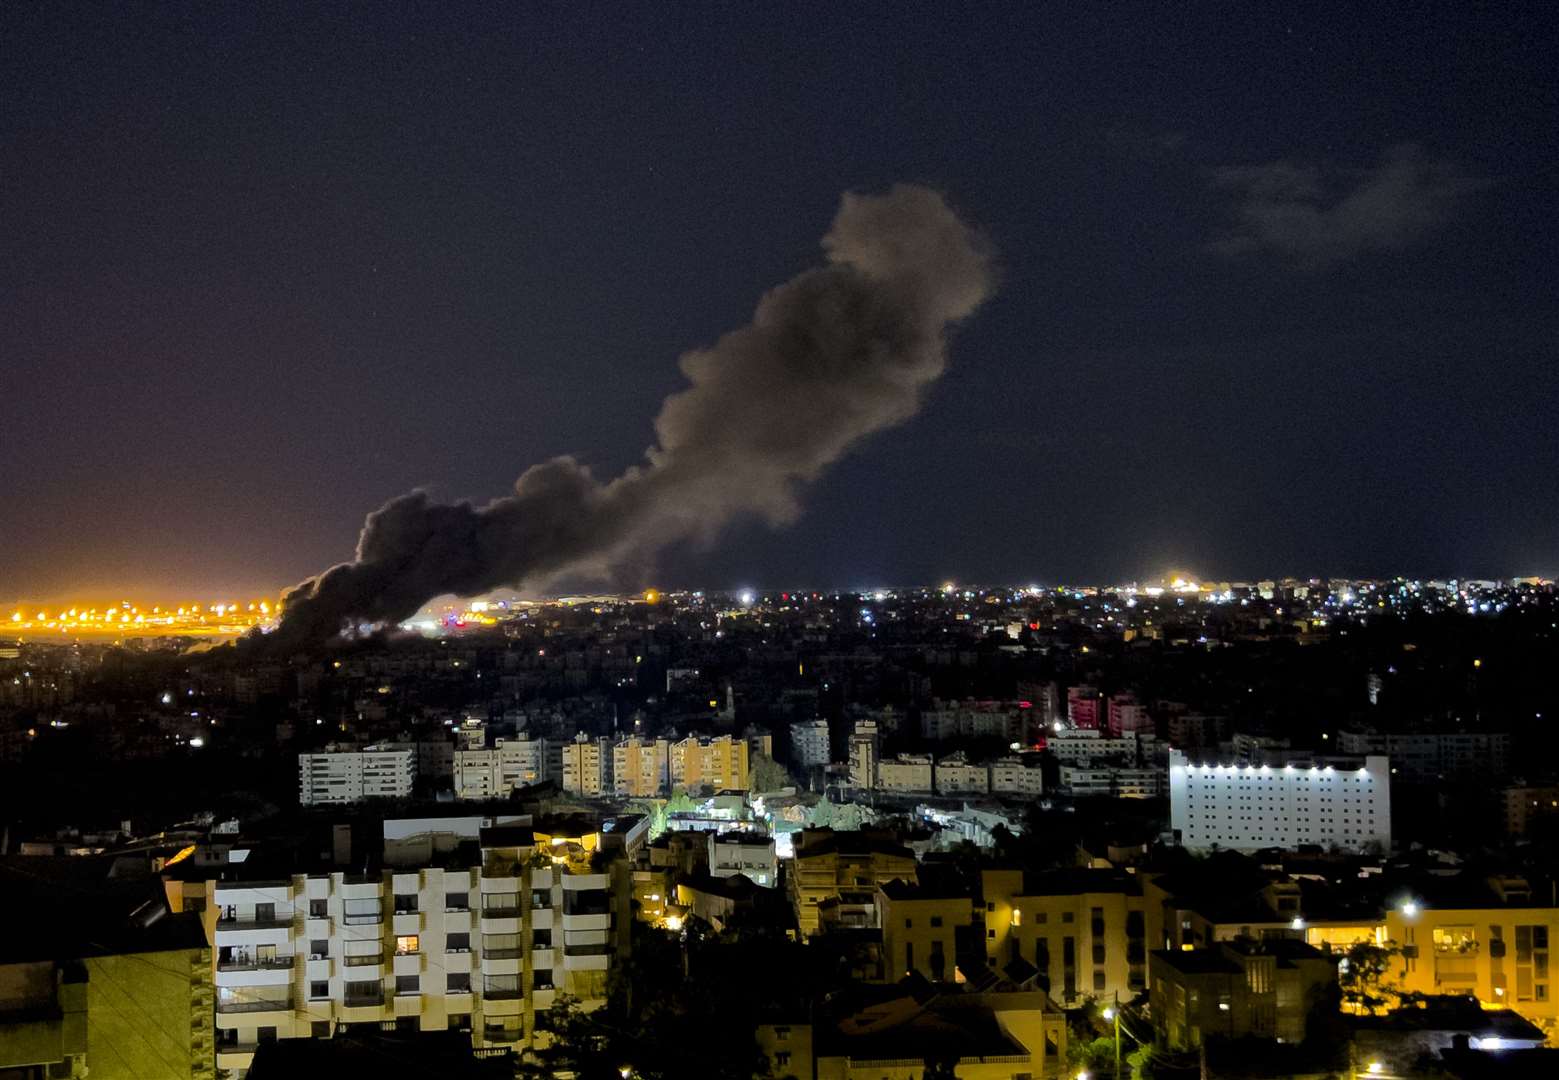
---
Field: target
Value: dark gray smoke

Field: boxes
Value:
[270,185,993,648]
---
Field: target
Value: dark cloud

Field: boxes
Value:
[266,185,994,648]
[1210,143,1474,268]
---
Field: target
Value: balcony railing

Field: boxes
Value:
[343,993,385,1008]
[217,916,294,931]
[481,904,521,918]
[343,954,384,967]
[218,956,296,972]
[216,998,293,1014]
[343,913,384,925]
[482,988,524,1000]
[482,949,522,960]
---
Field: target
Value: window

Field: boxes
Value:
[483,933,521,958]
[309,899,328,918]
[309,939,328,959]
[776,1051,791,1067]
[255,903,276,922]
[395,935,420,955]
[1062,911,1075,924]
[1094,969,1106,991]
[394,893,418,914]
[396,975,419,996]
[310,980,329,999]
[483,974,520,998]
[311,1021,330,1038]
[534,968,554,990]
[905,918,913,928]
[344,897,382,925]
[258,1026,277,1042]
[484,892,520,914]
[931,916,943,928]
[531,889,551,908]
[449,1013,471,1032]
[446,932,470,952]
[447,973,471,993]
[533,928,552,948]
[446,892,470,911]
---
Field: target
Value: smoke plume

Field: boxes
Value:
[270,184,993,648]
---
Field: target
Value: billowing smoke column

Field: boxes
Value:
[270,184,993,649]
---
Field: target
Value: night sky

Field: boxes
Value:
[4,5,1557,601]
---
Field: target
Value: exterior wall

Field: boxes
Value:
[876,755,933,793]
[878,894,972,982]
[0,960,87,1077]
[709,834,778,887]
[561,737,609,796]
[990,757,1045,797]
[934,758,990,796]
[1168,751,1391,852]
[87,949,214,1080]
[207,842,631,1075]
[1060,764,1164,798]
[983,871,1146,1006]
[298,748,414,806]
[1384,906,1559,1028]
[757,1021,815,1080]
[671,735,750,792]
[612,737,670,797]
[454,738,548,800]
[790,720,832,769]
[1047,732,1137,762]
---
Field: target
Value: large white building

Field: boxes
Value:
[1169,750,1391,853]
[453,737,549,800]
[707,831,777,887]
[298,746,414,806]
[876,754,934,794]
[789,718,832,769]
[990,756,1045,797]
[1337,729,1509,781]
[200,816,635,1076]
[934,753,990,796]
[1046,729,1140,763]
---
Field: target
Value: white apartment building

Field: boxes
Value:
[1046,730,1139,763]
[877,754,934,794]
[453,738,548,800]
[1060,763,1164,799]
[934,753,990,796]
[990,756,1045,797]
[1337,729,1509,781]
[708,831,778,887]
[919,701,1023,743]
[1169,750,1391,853]
[789,718,832,769]
[205,818,631,1076]
[298,746,414,806]
[561,735,611,796]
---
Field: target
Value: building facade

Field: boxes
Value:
[789,719,832,770]
[453,738,548,801]
[298,746,415,806]
[1168,751,1391,852]
[670,735,749,793]
[612,737,670,798]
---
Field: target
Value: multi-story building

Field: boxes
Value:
[1167,713,1227,750]
[876,880,973,982]
[919,701,1024,743]
[707,831,777,887]
[789,829,917,938]
[1046,730,1139,763]
[561,735,611,797]
[983,868,1147,1007]
[847,722,878,790]
[670,735,749,793]
[1338,729,1511,782]
[1106,693,1153,737]
[876,754,933,794]
[1501,783,1559,836]
[298,746,415,806]
[934,752,990,796]
[1067,686,1102,730]
[611,737,670,797]
[1149,940,1336,1049]
[1059,763,1164,798]
[453,738,548,800]
[1168,751,1391,853]
[990,756,1045,797]
[202,816,633,1075]
[789,719,832,770]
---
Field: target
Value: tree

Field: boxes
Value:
[749,752,791,794]
[1338,941,1405,1015]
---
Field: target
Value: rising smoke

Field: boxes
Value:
[269,184,994,649]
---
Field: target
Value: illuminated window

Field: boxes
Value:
[395,935,419,955]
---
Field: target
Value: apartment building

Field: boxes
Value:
[202,817,632,1076]
[848,722,878,790]
[789,829,917,937]
[611,736,670,798]
[670,734,749,793]
[707,831,778,887]
[918,700,1024,743]
[876,754,934,794]
[1149,939,1336,1049]
[1338,729,1510,782]
[877,880,973,982]
[1501,784,1559,837]
[560,735,611,796]
[453,738,548,800]
[298,746,415,806]
[934,752,990,796]
[990,756,1045,797]
[1169,751,1391,853]
[983,868,1147,1007]
[789,719,832,770]
[1059,763,1164,799]
[1046,730,1140,763]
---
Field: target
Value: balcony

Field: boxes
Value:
[218,956,297,973]
[344,953,385,967]
[343,912,384,926]
[217,915,294,932]
[216,997,293,1015]
[482,949,522,961]
[343,992,385,1008]
[483,987,524,1001]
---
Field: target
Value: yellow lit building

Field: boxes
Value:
[790,829,917,938]
[670,734,749,793]
[983,868,1147,1007]
[612,736,670,797]
[877,880,972,982]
